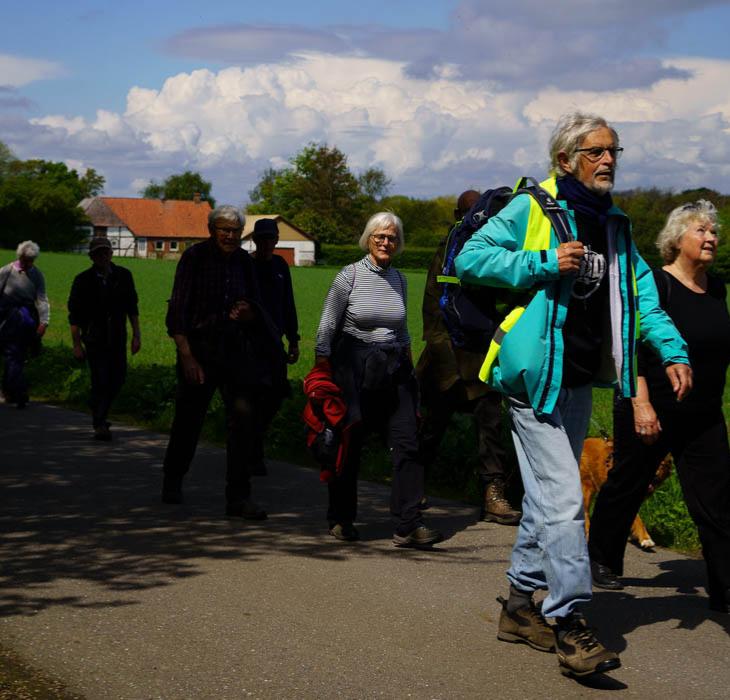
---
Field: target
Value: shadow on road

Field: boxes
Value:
[0,404,497,619]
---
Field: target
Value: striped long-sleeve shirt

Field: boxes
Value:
[315,256,410,356]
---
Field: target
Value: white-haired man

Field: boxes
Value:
[455,113,692,678]
[162,205,284,519]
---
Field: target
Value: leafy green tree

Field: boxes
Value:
[142,170,215,207]
[0,140,16,179]
[0,158,106,250]
[248,143,390,243]
[377,194,455,247]
[358,168,392,201]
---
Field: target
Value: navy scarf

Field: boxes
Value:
[557,175,613,226]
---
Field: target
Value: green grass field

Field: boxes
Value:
[1,248,711,551]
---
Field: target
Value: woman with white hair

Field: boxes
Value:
[0,240,50,407]
[314,212,441,547]
[589,200,730,613]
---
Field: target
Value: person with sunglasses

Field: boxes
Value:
[314,212,442,548]
[455,112,691,678]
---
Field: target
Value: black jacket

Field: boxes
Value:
[68,263,139,346]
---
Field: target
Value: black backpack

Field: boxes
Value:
[437,177,573,352]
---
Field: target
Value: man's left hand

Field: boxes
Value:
[665,363,693,402]
[131,335,141,355]
[36,323,47,338]
[287,342,300,365]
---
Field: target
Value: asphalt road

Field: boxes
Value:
[1,403,728,699]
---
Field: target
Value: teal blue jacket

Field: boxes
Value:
[454,176,689,415]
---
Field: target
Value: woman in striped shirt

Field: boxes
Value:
[315,212,442,548]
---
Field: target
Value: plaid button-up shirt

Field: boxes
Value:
[166,239,260,337]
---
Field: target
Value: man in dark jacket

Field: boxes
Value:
[68,236,140,440]
[249,218,300,474]
[416,190,520,524]
[162,205,283,519]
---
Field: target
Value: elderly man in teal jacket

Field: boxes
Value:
[455,112,691,679]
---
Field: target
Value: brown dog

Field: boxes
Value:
[580,436,673,549]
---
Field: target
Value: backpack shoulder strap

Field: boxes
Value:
[513,178,574,244]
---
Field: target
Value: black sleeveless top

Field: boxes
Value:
[639,269,730,414]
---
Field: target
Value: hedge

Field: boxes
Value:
[319,244,437,269]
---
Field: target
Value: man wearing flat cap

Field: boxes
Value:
[68,236,141,440]
[249,217,300,474]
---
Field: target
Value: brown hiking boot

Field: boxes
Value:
[482,479,521,525]
[496,596,555,652]
[555,612,621,677]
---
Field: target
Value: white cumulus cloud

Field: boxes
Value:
[5,52,730,203]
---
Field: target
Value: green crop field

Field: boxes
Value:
[2,247,719,552]
[0,249,426,377]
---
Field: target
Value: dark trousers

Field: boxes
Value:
[328,379,425,533]
[163,362,259,505]
[0,312,34,403]
[589,397,730,607]
[86,343,127,428]
[419,383,507,483]
[250,393,283,467]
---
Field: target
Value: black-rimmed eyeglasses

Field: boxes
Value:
[574,146,624,162]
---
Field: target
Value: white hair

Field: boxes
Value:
[656,200,720,264]
[208,205,245,229]
[549,112,619,176]
[16,240,40,259]
[358,211,404,255]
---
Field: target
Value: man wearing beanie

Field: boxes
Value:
[68,236,140,440]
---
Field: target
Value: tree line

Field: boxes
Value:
[1,139,728,279]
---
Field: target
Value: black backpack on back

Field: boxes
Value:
[437,177,573,352]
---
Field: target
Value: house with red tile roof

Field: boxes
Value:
[78,195,211,258]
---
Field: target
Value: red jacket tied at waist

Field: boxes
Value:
[302,363,352,482]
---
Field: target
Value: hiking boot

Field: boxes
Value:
[393,525,442,548]
[329,523,360,542]
[496,596,555,652]
[93,425,112,442]
[482,479,521,525]
[591,561,624,591]
[709,587,730,614]
[555,612,621,678]
[225,500,268,520]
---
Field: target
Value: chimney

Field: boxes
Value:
[193,192,201,204]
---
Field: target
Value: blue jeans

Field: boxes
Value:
[506,385,593,618]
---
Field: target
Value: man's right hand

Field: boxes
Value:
[180,352,205,385]
[72,343,86,361]
[557,241,585,275]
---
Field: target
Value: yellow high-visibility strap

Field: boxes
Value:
[478,306,525,382]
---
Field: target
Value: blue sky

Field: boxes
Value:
[3,1,730,204]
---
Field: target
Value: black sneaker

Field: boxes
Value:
[591,561,624,590]
[329,523,360,542]
[496,596,555,652]
[555,612,621,678]
[225,500,268,520]
[393,525,442,548]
